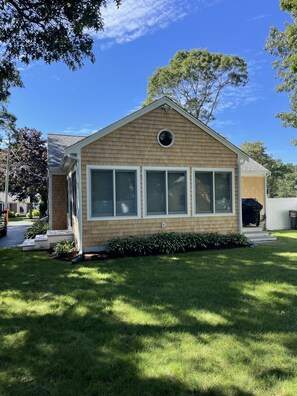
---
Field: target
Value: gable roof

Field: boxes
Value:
[64,96,249,160]
[48,134,85,169]
[241,157,270,175]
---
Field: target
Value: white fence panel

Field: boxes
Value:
[266,198,297,230]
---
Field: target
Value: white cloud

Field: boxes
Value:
[247,14,269,22]
[91,0,220,48]
[63,124,98,136]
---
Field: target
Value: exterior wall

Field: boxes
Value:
[241,176,265,208]
[81,107,239,250]
[51,175,67,230]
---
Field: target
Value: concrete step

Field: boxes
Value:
[244,232,269,238]
[251,237,277,244]
[35,234,49,250]
[242,226,263,234]
[47,229,74,247]
[20,239,36,251]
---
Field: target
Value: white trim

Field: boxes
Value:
[143,167,190,218]
[238,159,242,234]
[264,174,268,231]
[86,165,141,221]
[64,97,249,160]
[77,152,83,253]
[157,129,175,148]
[192,168,236,217]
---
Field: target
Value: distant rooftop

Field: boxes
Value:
[48,134,85,168]
[241,157,270,174]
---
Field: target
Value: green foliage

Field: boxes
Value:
[145,49,248,124]
[25,220,48,239]
[8,211,15,218]
[14,212,19,217]
[266,0,297,130]
[106,232,251,258]
[241,141,297,197]
[53,240,75,260]
[32,209,40,217]
[0,1,121,138]
[0,128,47,204]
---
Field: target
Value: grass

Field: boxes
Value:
[0,230,297,395]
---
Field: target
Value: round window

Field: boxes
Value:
[157,130,174,148]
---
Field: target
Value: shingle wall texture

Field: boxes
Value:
[81,107,239,249]
[51,175,67,230]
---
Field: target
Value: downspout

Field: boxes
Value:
[238,158,243,234]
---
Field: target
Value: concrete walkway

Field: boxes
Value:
[0,221,31,248]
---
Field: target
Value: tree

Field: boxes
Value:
[0,0,121,70]
[145,49,248,124]
[0,0,121,133]
[266,0,297,129]
[0,128,47,216]
[0,59,24,140]
[241,141,297,197]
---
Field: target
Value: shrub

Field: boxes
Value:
[32,209,40,217]
[15,212,20,217]
[25,220,48,239]
[8,211,15,218]
[106,232,251,258]
[53,240,74,260]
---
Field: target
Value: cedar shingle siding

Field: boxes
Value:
[51,175,67,230]
[80,107,239,249]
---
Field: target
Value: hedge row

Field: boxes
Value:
[106,232,251,258]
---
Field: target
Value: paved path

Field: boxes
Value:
[0,221,31,248]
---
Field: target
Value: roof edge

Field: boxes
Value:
[64,96,249,160]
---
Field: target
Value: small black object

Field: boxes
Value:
[71,254,84,264]
[242,198,263,227]
[289,210,297,229]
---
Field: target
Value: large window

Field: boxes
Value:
[89,167,139,219]
[194,170,233,215]
[145,169,188,216]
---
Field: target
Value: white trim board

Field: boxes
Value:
[142,166,191,218]
[64,97,249,160]
[192,168,236,217]
[86,165,141,221]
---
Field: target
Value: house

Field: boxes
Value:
[46,97,271,253]
[0,192,29,215]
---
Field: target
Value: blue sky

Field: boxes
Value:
[9,0,297,163]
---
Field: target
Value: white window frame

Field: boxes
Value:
[192,168,235,217]
[143,167,190,218]
[87,165,141,221]
[157,129,175,148]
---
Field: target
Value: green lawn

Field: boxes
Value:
[1,231,297,395]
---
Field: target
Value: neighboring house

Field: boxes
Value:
[0,192,29,215]
[48,97,270,253]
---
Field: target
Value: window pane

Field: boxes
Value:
[116,171,137,216]
[146,171,166,215]
[168,172,187,214]
[215,172,232,213]
[195,172,213,213]
[91,170,113,217]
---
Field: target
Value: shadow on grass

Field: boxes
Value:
[0,235,297,395]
